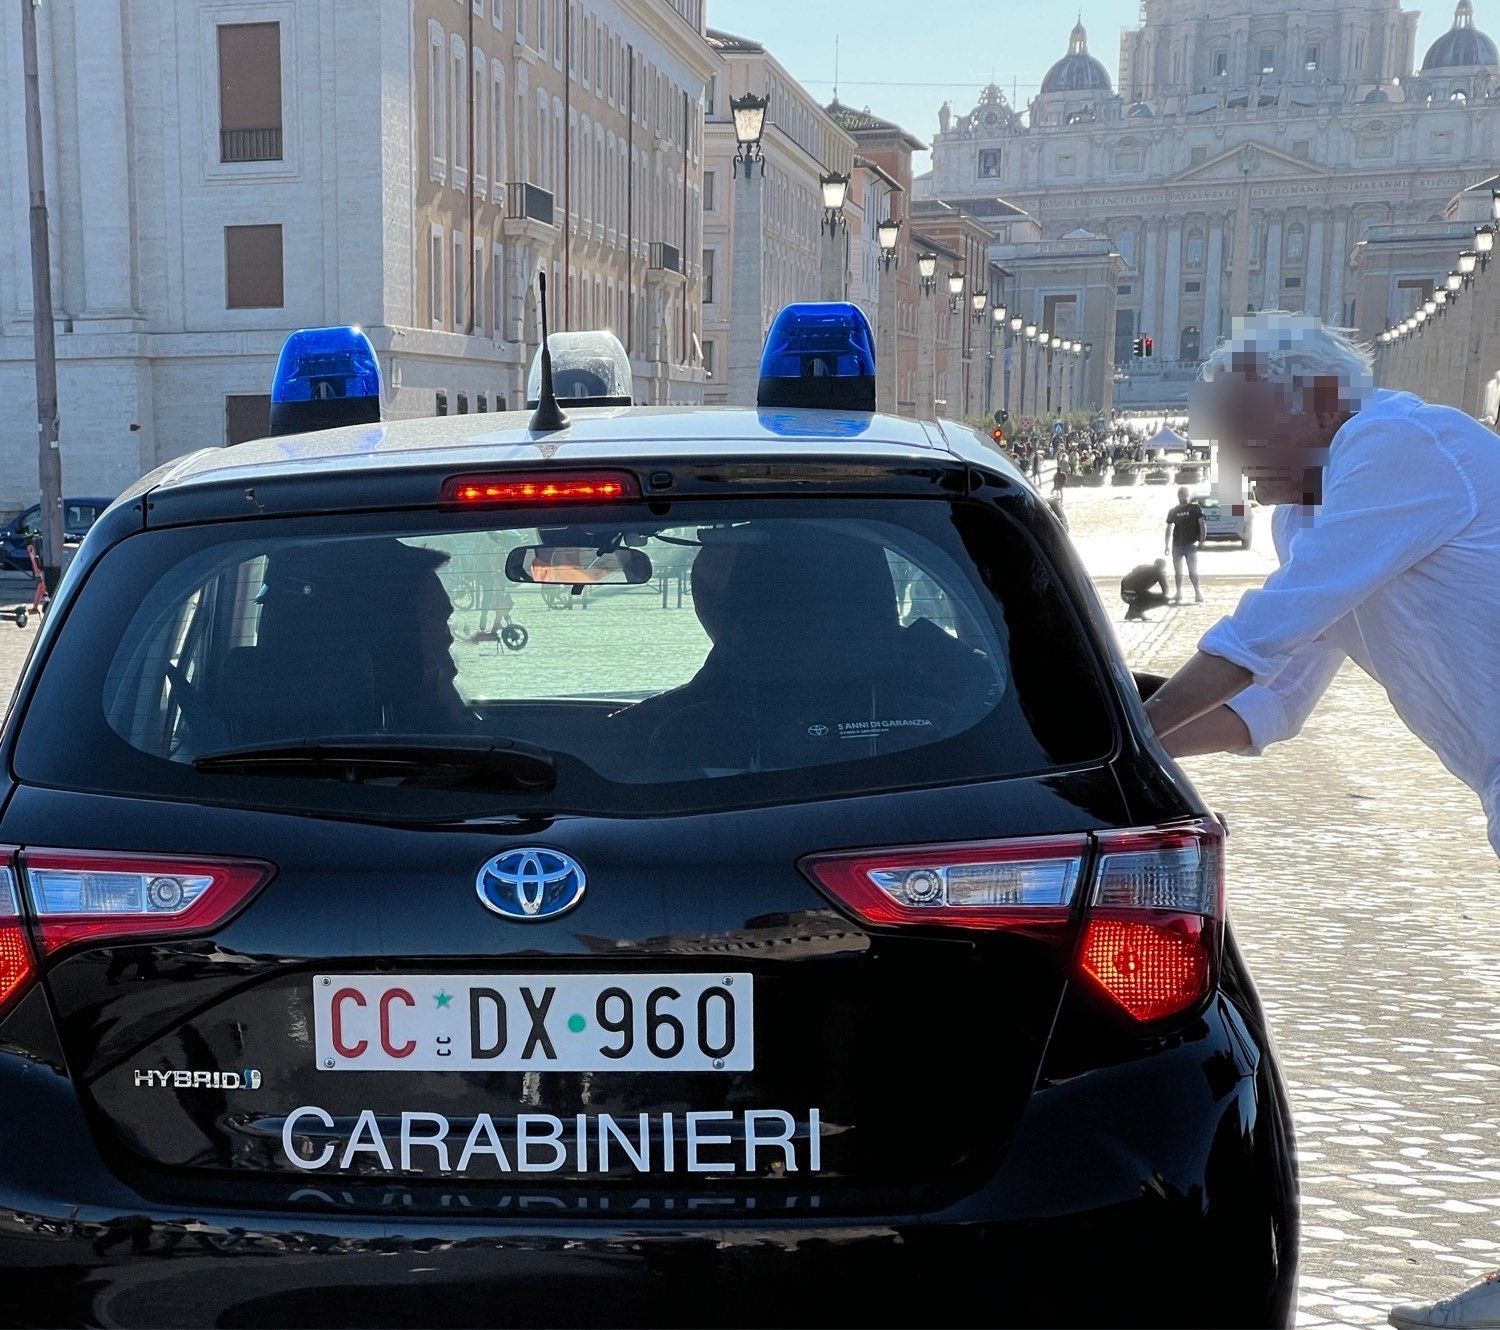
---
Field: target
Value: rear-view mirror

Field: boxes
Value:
[505,545,653,587]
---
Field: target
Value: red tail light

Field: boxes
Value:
[802,818,1223,1023]
[1231,504,1245,516]
[0,860,36,1020]
[21,851,274,957]
[440,471,640,507]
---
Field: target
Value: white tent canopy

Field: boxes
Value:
[1144,426,1189,452]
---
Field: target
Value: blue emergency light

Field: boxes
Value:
[267,325,382,438]
[756,302,876,412]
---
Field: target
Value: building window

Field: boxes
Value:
[224,225,283,309]
[492,244,505,334]
[1212,51,1228,77]
[1284,276,1302,288]
[430,229,444,326]
[436,390,448,416]
[1179,327,1201,363]
[978,148,1002,178]
[703,339,716,380]
[1112,150,1143,173]
[703,170,715,211]
[1449,89,1468,103]
[453,232,465,332]
[1430,131,1455,155]
[457,393,469,414]
[1117,283,1133,295]
[1259,46,1276,74]
[1286,226,1305,261]
[225,394,272,445]
[217,23,282,163]
[452,40,468,181]
[429,24,447,177]
[1186,230,1205,267]
[478,393,488,412]
[702,248,715,304]
[1190,145,1208,165]
[1354,38,1365,69]
[1185,280,1202,292]
[1304,44,1320,71]
[1055,153,1077,177]
[1291,140,1311,159]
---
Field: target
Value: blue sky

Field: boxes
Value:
[707,0,1484,173]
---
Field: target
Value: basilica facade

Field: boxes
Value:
[927,0,1500,371]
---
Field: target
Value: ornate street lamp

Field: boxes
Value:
[1423,298,1437,316]
[1434,289,1448,307]
[971,289,988,323]
[947,271,965,313]
[917,252,938,296]
[1475,226,1495,270]
[819,171,850,233]
[877,217,901,270]
[993,304,1007,327]
[730,92,769,176]
[1492,188,1500,224]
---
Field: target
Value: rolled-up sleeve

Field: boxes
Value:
[1199,415,1477,684]
[1224,633,1347,755]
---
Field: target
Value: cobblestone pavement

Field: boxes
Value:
[1070,485,1500,1329]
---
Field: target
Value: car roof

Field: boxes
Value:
[125,407,1025,519]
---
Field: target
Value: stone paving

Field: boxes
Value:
[1075,486,1500,1329]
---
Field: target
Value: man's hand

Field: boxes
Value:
[1144,650,1254,740]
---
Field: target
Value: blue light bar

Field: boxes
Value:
[756,302,877,412]
[267,325,382,438]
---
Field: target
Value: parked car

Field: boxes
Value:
[0,311,1295,1329]
[1195,490,1256,549]
[0,496,113,570]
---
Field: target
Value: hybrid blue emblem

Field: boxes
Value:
[477,849,587,921]
[267,325,382,438]
[756,302,877,413]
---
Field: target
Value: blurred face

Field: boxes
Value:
[1191,364,1350,506]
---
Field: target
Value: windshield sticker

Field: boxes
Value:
[281,1106,823,1176]
[807,718,936,740]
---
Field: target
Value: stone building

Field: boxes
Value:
[928,0,1500,388]
[0,0,717,509]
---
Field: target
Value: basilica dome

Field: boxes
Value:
[1041,20,1113,94]
[1421,0,1499,71]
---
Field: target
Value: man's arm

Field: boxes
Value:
[1196,508,1206,546]
[1144,651,1252,738]
[1158,705,1252,757]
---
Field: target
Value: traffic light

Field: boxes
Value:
[991,426,1005,444]
[1144,336,1154,358]
[1132,336,1144,358]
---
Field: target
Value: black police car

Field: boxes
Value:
[0,307,1295,1328]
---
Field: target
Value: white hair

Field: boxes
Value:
[1199,310,1375,410]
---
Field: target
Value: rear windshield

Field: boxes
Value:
[14,499,1113,817]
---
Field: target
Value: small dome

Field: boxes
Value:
[1127,100,1155,117]
[1363,86,1391,102]
[1421,0,1499,71]
[1041,19,1114,95]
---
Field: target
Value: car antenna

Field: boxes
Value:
[528,272,570,434]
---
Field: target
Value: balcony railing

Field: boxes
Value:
[220,126,283,163]
[506,181,555,226]
[649,242,681,273]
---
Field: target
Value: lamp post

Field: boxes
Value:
[946,271,965,314]
[917,254,939,418]
[1476,225,1495,272]
[1083,341,1093,414]
[726,92,770,406]
[818,170,850,300]
[984,303,1006,419]
[875,217,901,413]
[1038,331,1051,416]
[1021,323,1036,422]
[1006,315,1022,420]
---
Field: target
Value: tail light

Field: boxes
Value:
[802,818,1223,1023]
[1231,504,1246,517]
[0,861,36,1020]
[21,851,273,957]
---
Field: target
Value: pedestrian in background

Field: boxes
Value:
[1143,311,1500,1330]
[1164,485,1206,604]
[1120,558,1171,621]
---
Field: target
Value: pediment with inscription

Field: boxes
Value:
[1171,141,1326,184]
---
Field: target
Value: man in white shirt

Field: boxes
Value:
[1144,312,1500,1330]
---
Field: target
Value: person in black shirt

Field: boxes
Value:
[1164,486,1206,604]
[1120,559,1170,621]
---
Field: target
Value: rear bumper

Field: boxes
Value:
[0,995,1296,1329]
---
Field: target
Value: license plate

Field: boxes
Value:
[312,973,753,1072]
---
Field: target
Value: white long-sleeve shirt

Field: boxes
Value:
[1200,389,1500,853]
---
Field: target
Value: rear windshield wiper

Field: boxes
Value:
[193,735,557,792]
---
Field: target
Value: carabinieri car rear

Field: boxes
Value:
[0,305,1296,1328]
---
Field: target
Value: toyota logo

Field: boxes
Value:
[476,849,586,921]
